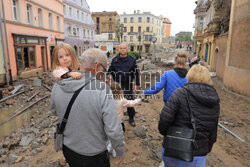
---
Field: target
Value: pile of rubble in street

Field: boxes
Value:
[0,73,61,166]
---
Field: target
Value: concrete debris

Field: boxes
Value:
[11,85,23,95]
[19,137,32,147]
[134,126,147,139]
[6,154,19,165]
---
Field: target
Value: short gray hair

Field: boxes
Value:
[79,48,107,68]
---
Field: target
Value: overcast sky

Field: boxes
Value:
[87,0,197,36]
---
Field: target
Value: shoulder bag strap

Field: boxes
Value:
[184,88,196,137]
[59,78,94,133]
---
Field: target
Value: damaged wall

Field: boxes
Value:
[223,0,250,96]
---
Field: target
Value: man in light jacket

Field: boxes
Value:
[51,48,125,167]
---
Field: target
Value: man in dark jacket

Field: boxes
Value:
[108,43,140,127]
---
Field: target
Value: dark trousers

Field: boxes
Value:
[63,145,110,167]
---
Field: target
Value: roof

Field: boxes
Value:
[91,11,119,16]
[163,18,172,24]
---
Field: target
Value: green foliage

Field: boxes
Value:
[128,51,139,60]
[175,34,192,42]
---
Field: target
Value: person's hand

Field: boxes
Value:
[68,72,82,79]
[115,153,125,165]
[134,85,139,92]
[105,75,111,83]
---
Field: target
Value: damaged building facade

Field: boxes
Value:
[0,0,64,84]
[193,0,250,96]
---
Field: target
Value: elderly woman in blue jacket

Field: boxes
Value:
[143,52,188,103]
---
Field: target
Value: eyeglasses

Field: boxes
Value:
[100,63,107,72]
[95,62,107,72]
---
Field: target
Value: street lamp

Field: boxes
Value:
[137,31,142,59]
[152,37,157,57]
[120,23,124,43]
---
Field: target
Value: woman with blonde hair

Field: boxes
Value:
[52,43,82,80]
[158,65,220,167]
[143,51,189,103]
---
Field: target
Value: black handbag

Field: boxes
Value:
[163,88,197,162]
[54,79,94,152]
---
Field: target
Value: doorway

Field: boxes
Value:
[50,46,55,68]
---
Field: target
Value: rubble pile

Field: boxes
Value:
[0,73,59,166]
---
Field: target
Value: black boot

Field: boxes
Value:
[129,118,136,127]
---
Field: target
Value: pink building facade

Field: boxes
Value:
[0,0,64,82]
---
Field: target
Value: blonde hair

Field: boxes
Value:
[175,51,188,65]
[109,82,124,100]
[186,65,213,85]
[52,43,80,70]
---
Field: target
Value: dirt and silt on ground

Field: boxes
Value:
[0,50,249,167]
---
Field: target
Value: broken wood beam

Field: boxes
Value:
[0,88,31,103]
[0,94,50,126]
[26,90,40,102]
[43,84,51,92]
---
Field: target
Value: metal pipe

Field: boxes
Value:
[1,0,12,84]
[26,90,40,102]
[43,84,51,92]
[0,88,31,103]
[0,2,9,85]
[218,123,246,143]
[0,94,50,126]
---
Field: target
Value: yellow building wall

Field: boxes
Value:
[121,17,162,47]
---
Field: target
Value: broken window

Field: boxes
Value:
[16,46,36,71]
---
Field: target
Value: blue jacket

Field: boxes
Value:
[144,69,187,102]
[108,54,139,94]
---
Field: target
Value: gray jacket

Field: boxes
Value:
[50,71,125,157]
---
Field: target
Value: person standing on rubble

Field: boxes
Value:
[107,43,140,127]
[51,48,125,167]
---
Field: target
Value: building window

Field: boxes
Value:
[81,0,83,6]
[199,17,204,30]
[146,27,150,32]
[130,36,133,42]
[12,0,19,21]
[82,12,84,21]
[124,27,127,33]
[124,36,127,42]
[77,28,79,36]
[138,26,141,32]
[109,17,112,21]
[69,26,72,34]
[57,16,60,31]
[202,0,206,5]
[38,8,43,27]
[63,5,66,15]
[77,10,79,19]
[152,18,154,24]
[69,7,72,17]
[48,13,53,29]
[87,30,89,38]
[130,26,133,33]
[73,28,76,36]
[16,46,36,71]
[91,31,94,39]
[109,24,112,30]
[138,17,142,23]
[147,17,150,23]
[108,34,113,40]
[124,18,127,23]
[83,29,85,37]
[130,17,134,23]
[26,4,32,24]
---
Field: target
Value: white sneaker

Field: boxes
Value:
[159,161,164,167]
[107,143,112,152]
[112,149,117,158]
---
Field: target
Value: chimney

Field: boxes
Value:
[137,10,140,14]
